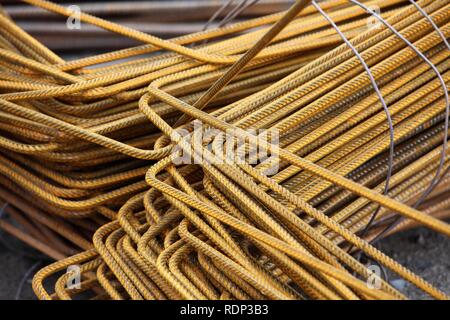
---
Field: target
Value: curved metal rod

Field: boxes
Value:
[312,0,395,244]
[350,0,449,241]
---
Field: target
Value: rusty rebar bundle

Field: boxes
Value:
[0,0,449,300]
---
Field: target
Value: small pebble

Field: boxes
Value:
[417,234,426,246]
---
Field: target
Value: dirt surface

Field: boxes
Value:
[0,226,448,300]
[377,227,450,299]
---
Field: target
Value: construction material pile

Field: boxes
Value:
[3,0,297,50]
[0,0,449,300]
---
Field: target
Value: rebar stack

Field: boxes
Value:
[0,0,449,300]
[2,0,296,50]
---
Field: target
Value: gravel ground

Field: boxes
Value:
[0,226,448,300]
[377,227,450,299]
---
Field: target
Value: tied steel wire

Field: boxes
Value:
[0,0,448,300]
